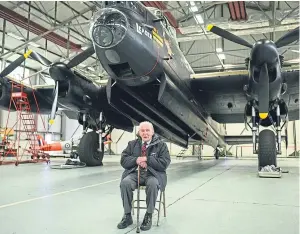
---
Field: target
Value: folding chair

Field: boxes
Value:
[132,186,166,226]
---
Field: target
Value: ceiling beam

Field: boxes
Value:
[0,7,92,60]
[0,4,83,51]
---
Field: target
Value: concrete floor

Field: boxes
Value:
[0,156,299,234]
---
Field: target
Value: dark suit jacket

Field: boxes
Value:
[120,134,171,191]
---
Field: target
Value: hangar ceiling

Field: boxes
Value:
[0,1,299,86]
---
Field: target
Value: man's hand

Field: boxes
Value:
[136,156,147,165]
[139,161,147,169]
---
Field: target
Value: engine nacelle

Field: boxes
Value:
[56,72,105,112]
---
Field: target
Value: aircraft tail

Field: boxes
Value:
[37,134,46,146]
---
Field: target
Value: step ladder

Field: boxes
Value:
[12,92,38,154]
[176,148,188,159]
[0,81,48,166]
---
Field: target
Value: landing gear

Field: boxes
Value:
[77,111,113,166]
[78,131,104,166]
[258,129,277,168]
[249,104,284,177]
[214,148,220,160]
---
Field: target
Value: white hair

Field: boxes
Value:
[139,121,154,131]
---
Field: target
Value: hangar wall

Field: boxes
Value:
[1,108,298,159]
[105,120,299,158]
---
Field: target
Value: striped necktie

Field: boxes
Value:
[141,142,147,157]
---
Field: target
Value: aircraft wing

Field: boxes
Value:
[189,70,299,123]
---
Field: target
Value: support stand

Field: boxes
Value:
[276,105,281,154]
[251,106,258,154]
[97,112,103,152]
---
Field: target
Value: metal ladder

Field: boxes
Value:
[176,148,187,159]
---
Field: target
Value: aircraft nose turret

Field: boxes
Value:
[90,8,128,49]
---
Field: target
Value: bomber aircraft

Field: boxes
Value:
[0,2,298,171]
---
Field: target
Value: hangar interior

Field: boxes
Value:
[0,1,299,234]
[0,1,298,158]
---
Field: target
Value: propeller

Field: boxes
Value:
[258,63,269,119]
[275,27,299,48]
[206,24,253,48]
[0,50,52,79]
[207,24,299,50]
[66,46,95,69]
[49,81,59,126]
[0,45,95,80]
[0,45,95,126]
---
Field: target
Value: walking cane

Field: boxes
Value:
[136,165,141,233]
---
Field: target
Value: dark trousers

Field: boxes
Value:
[120,170,160,214]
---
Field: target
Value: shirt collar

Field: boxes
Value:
[142,140,151,145]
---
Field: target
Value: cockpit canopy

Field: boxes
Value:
[146,6,177,39]
[101,2,177,39]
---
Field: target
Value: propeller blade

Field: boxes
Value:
[67,45,95,69]
[258,63,269,119]
[275,27,299,48]
[207,24,253,48]
[49,81,59,125]
[30,51,52,67]
[0,50,33,77]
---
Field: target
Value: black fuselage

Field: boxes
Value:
[90,2,225,148]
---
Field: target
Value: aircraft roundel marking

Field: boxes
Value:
[65,143,71,148]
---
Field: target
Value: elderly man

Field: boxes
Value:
[117,121,171,231]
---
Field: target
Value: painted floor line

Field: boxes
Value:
[0,178,120,209]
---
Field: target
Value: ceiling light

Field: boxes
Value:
[28,42,41,48]
[194,14,203,23]
[216,48,223,53]
[45,133,52,143]
[191,6,198,12]
[189,1,198,12]
[7,32,24,40]
[284,58,300,64]
[291,50,300,54]
[218,54,226,60]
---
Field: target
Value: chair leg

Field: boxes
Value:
[163,191,166,217]
[157,191,163,226]
[132,200,135,215]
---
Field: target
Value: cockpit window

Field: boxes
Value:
[105,1,126,7]
[146,7,177,39]
[128,2,146,18]
[104,1,146,18]
[163,16,177,39]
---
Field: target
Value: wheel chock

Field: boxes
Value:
[258,165,282,178]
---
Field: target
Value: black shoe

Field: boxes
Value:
[117,213,133,229]
[140,212,152,231]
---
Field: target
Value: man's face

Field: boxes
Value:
[139,124,154,142]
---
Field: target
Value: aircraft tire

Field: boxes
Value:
[78,131,104,166]
[258,129,277,168]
